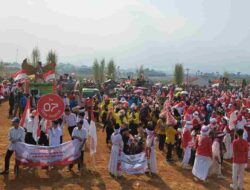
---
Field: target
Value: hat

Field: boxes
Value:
[210,118,217,124]
[12,117,20,124]
[200,125,210,136]
[77,120,83,126]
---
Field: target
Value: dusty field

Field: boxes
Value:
[0,102,249,190]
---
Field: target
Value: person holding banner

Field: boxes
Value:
[24,110,38,145]
[0,117,25,175]
[48,120,62,146]
[69,120,87,171]
[109,124,123,177]
[146,126,157,174]
[63,108,77,139]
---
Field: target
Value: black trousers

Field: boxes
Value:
[38,131,49,146]
[68,126,76,139]
[4,149,15,171]
[9,105,14,116]
[158,134,166,151]
[166,143,174,161]
[129,124,138,136]
[25,133,36,145]
[69,151,84,170]
[106,127,114,144]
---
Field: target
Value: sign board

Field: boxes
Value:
[29,82,54,95]
[37,94,64,121]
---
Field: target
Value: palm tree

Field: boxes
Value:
[46,50,58,65]
[107,59,116,80]
[31,46,41,67]
[174,63,184,86]
[92,59,100,82]
[99,59,105,83]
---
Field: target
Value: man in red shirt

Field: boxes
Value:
[230,129,248,190]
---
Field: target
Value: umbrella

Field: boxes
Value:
[180,91,188,95]
[134,89,143,94]
[175,87,183,92]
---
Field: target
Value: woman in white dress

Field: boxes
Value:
[146,127,157,174]
[108,124,123,177]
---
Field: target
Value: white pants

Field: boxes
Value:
[182,147,191,167]
[232,163,245,190]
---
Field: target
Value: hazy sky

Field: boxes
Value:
[0,0,250,73]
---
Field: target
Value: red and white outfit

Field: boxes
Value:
[181,124,193,168]
[231,138,248,190]
[192,126,212,181]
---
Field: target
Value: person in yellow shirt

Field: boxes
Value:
[114,109,128,128]
[165,125,177,163]
[155,114,167,151]
[128,104,140,135]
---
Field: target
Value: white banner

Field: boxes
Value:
[121,152,148,174]
[15,140,82,166]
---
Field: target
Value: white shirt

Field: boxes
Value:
[63,113,77,127]
[25,117,36,133]
[76,116,90,133]
[48,127,62,146]
[8,127,25,151]
[72,127,87,141]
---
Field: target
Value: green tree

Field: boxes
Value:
[136,65,144,79]
[0,60,5,77]
[107,59,116,80]
[174,64,184,86]
[242,78,247,89]
[99,58,105,83]
[92,59,100,82]
[46,50,58,65]
[31,46,41,67]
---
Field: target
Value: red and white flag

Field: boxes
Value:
[43,70,56,81]
[20,97,31,128]
[12,70,28,81]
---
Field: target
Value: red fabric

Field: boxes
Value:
[232,138,248,164]
[196,136,212,157]
[192,118,199,127]
[182,130,192,148]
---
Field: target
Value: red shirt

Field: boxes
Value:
[182,130,192,149]
[196,136,212,157]
[232,138,248,164]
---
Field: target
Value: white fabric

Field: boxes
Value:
[192,155,212,181]
[25,118,36,133]
[209,141,222,175]
[146,134,157,173]
[108,132,123,176]
[63,113,77,127]
[8,127,25,151]
[236,119,247,130]
[49,127,62,146]
[232,163,245,190]
[223,133,233,159]
[182,147,191,167]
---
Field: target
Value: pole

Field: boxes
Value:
[186,68,189,86]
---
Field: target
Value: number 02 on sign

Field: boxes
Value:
[37,94,65,121]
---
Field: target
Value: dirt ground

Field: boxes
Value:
[0,102,249,190]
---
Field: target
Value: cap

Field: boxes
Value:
[12,117,20,124]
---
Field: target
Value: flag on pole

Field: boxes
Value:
[20,97,31,128]
[43,70,56,81]
[12,70,28,82]
[89,106,97,156]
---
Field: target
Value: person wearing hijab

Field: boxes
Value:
[108,124,123,177]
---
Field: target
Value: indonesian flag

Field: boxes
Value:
[89,106,97,156]
[43,70,56,81]
[20,97,31,128]
[12,70,28,81]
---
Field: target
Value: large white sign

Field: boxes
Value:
[15,140,82,166]
[121,152,148,174]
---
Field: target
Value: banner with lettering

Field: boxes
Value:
[15,140,82,166]
[121,152,148,174]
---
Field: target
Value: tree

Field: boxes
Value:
[99,59,105,83]
[242,78,247,89]
[0,60,5,77]
[46,50,58,65]
[174,64,184,86]
[136,65,144,79]
[92,59,100,82]
[107,59,116,80]
[31,46,41,67]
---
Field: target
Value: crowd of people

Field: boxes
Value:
[0,77,249,190]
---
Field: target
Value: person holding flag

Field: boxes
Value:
[0,118,25,175]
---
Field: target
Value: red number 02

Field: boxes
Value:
[43,103,59,112]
